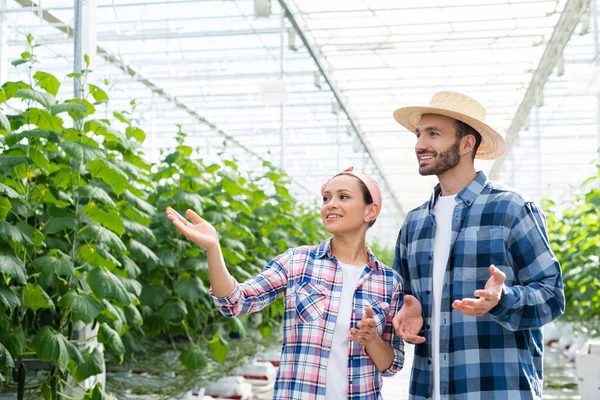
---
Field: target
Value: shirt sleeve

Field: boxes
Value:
[210,250,289,317]
[488,202,565,331]
[380,279,405,376]
[393,220,411,295]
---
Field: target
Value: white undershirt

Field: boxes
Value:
[325,261,365,400]
[432,194,456,400]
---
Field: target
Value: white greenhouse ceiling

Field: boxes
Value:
[1,0,595,245]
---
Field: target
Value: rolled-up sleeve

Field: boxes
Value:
[210,251,289,317]
[381,280,405,376]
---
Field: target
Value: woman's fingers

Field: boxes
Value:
[167,208,190,226]
[186,209,205,225]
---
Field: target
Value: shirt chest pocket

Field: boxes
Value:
[455,226,506,282]
[295,282,328,323]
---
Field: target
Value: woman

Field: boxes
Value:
[167,167,404,399]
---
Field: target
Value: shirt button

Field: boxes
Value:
[426,290,431,295]
[427,359,432,365]
[349,380,353,384]
[426,324,430,330]
[428,256,432,260]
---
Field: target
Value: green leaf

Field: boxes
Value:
[15,222,44,247]
[128,239,159,265]
[89,84,109,104]
[0,183,19,199]
[258,321,272,338]
[0,220,33,245]
[0,286,20,310]
[226,317,247,339]
[208,332,228,363]
[0,198,10,221]
[81,223,127,254]
[139,283,171,307]
[87,268,131,306]
[121,255,141,278]
[51,102,88,119]
[24,283,54,311]
[123,190,155,215]
[11,59,27,67]
[0,343,14,373]
[0,88,6,103]
[0,327,25,356]
[66,98,96,118]
[58,291,103,324]
[157,298,188,321]
[33,326,74,372]
[32,254,75,277]
[126,126,146,142]
[85,119,127,143]
[118,276,142,297]
[175,276,204,303]
[6,129,61,146]
[173,192,204,210]
[22,108,63,131]
[33,71,60,96]
[15,88,57,108]
[122,218,155,240]
[0,156,31,170]
[0,249,26,284]
[86,159,128,195]
[43,217,78,234]
[125,304,143,326]
[85,207,124,236]
[60,141,104,163]
[78,245,118,270]
[179,346,208,373]
[84,383,109,400]
[28,146,50,170]
[98,322,124,363]
[77,185,116,207]
[2,81,31,100]
[0,111,10,134]
[73,348,105,382]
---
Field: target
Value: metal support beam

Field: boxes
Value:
[278,0,405,217]
[488,0,591,179]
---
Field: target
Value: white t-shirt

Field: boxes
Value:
[432,194,457,400]
[325,261,365,400]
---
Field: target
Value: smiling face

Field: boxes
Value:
[320,174,376,235]
[415,114,462,176]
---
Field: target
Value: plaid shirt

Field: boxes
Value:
[394,171,564,400]
[211,238,404,399]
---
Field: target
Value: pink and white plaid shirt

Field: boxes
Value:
[211,238,405,399]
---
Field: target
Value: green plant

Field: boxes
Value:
[544,159,600,335]
[0,35,154,398]
[137,128,327,373]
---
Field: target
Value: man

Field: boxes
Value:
[391,91,564,400]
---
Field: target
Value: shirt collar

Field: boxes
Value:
[315,237,381,271]
[428,171,488,212]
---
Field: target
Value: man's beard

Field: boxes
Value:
[418,139,461,176]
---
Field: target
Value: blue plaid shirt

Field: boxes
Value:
[393,171,564,400]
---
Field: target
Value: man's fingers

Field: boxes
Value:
[364,306,374,319]
[490,264,506,282]
[474,290,493,299]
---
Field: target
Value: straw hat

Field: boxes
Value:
[393,91,507,160]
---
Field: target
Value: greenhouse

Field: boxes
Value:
[0,0,598,399]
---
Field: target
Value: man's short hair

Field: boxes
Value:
[454,120,482,160]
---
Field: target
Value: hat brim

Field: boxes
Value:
[393,106,506,160]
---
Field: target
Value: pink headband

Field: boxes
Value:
[321,166,382,217]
